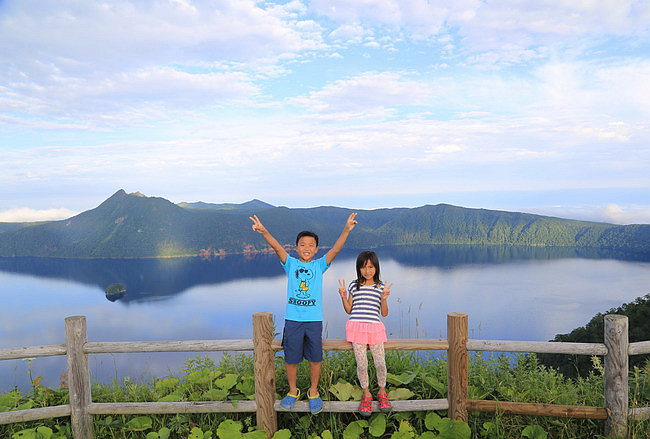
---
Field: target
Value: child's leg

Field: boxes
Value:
[308,361,321,397]
[369,343,387,391]
[285,363,299,395]
[352,343,370,395]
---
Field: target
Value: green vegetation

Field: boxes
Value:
[1,190,649,258]
[3,352,650,438]
[539,294,650,378]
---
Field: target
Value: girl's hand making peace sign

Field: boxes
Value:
[381,282,393,301]
[338,279,348,299]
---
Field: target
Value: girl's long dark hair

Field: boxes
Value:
[354,250,381,290]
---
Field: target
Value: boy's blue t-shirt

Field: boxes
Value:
[281,255,330,322]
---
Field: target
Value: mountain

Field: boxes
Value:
[177,199,275,214]
[0,189,649,258]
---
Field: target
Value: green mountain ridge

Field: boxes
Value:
[0,189,649,258]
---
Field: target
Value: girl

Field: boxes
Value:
[338,250,393,416]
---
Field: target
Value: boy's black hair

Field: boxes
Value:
[296,230,319,246]
[354,250,381,290]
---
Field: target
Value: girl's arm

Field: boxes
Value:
[338,280,353,314]
[381,282,392,317]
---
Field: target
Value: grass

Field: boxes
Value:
[1,351,650,438]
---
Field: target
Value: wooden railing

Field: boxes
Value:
[1,313,650,438]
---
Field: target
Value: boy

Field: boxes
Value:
[249,212,358,414]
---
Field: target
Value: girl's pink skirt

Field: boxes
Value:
[346,320,387,345]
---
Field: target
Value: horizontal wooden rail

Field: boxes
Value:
[628,341,650,355]
[88,401,257,415]
[84,340,253,354]
[0,405,71,425]
[0,344,67,360]
[467,400,609,419]
[630,407,650,421]
[467,340,608,355]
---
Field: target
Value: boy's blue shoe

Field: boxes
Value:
[308,393,323,414]
[280,389,300,410]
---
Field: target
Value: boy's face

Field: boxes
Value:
[296,236,318,262]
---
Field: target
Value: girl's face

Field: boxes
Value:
[360,259,376,284]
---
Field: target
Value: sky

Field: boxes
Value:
[1,0,650,224]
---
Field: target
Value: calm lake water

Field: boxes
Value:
[2,245,650,391]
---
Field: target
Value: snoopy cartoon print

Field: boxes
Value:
[295,267,314,298]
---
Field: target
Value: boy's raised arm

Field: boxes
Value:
[325,213,357,265]
[249,215,288,264]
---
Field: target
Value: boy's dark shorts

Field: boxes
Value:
[282,320,323,364]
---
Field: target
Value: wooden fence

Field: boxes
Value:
[1,312,650,438]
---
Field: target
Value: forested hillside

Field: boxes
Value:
[0,189,649,258]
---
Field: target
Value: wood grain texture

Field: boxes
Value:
[0,405,70,425]
[0,344,67,360]
[468,339,607,355]
[467,400,608,419]
[253,313,277,438]
[65,316,93,439]
[447,312,468,422]
[604,314,628,438]
[88,401,257,415]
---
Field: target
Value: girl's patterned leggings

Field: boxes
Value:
[352,343,387,389]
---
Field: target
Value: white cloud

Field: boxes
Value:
[290,71,432,114]
[0,208,78,222]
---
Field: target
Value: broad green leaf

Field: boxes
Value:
[398,420,415,434]
[145,433,159,439]
[272,429,292,439]
[329,381,355,401]
[12,428,37,439]
[36,427,53,439]
[217,419,243,438]
[343,420,367,439]
[423,376,447,395]
[386,371,416,385]
[321,430,333,439]
[243,431,267,438]
[125,416,153,431]
[0,391,20,409]
[369,413,386,437]
[15,400,34,411]
[424,411,442,431]
[203,388,229,401]
[157,426,171,439]
[154,378,180,391]
[188,427,205,439]
[186,368,213,385]
[435,418,471,439]
[215,374,239,390]
[157,392,182,402]
[418,433,436,439]
[350,387,363,401]
[236,377,256,396]
[521,425,548,439]
[390,433,410,439]
[388,388,414,400]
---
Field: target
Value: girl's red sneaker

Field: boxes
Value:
[377,393,391,412]
[359,395,373,417]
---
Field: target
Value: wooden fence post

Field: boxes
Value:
[448,312,468,422]
[253,313,277,437]
[604,314,628,438]
[65,316,93,439]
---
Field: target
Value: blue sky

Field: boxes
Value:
[1,0,650,224]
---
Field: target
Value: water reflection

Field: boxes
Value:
[0,246,646,303]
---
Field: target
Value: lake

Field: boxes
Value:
[2,245,650,392]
